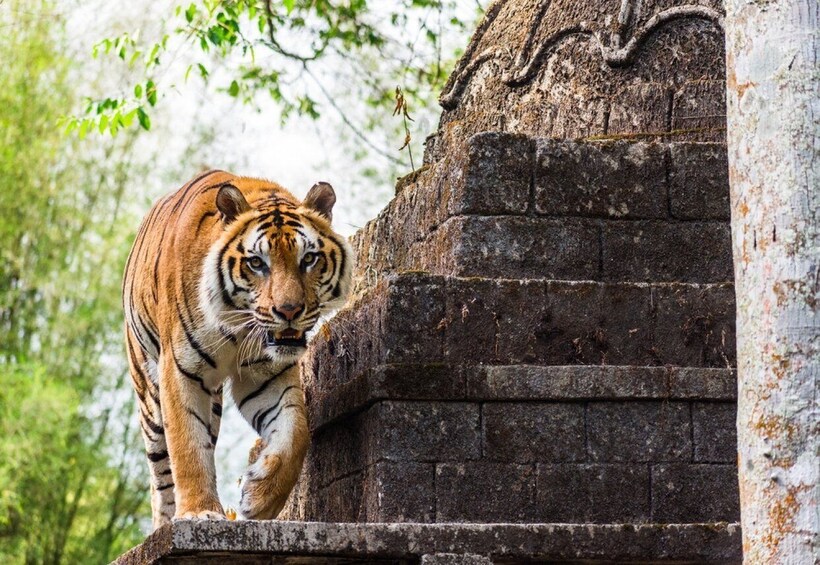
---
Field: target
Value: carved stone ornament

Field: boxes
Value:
[427,0,726,161]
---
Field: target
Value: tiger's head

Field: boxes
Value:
[200,181,352,363]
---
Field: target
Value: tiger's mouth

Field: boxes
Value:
[265,328,307,348]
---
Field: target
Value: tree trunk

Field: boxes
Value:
[725,1,819,562]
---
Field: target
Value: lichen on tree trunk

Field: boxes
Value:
[725,0,819,561]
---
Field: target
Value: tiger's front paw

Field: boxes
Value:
[173,509,226,521]
[239,453,287,520]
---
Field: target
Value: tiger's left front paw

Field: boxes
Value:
[173,509,226,521]
[239,453,287,520]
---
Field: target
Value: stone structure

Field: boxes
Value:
[284,136,739,532]
[429,0,726,161]
[117,0,741,562]
[116,521,742,563]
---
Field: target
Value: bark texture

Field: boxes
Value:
[725,1,819,561]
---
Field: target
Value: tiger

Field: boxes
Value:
[122,170,352,529]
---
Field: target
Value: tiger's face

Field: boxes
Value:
[201,182,352,363]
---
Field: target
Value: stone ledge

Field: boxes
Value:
[113,520,742,564]
[307,364,737,431]
[359,214,733,285]
[305,274,737,393]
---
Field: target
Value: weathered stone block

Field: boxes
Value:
[421,554,492,565]
[308,414,369,487]
[436,462,536,522]
[652,464,740,522]
[516,281,605,365]
[316,471,366,522]
[519,281,654,366]
[662,367,735,401]
[381,273,448,364]
[650,283,736,368]
[595,282,655,365]
[364,461,435,522]
[693,402,737,463]
[482,402,585,463]
[467,366,736,402]
[369,401,481,462]
[444,132,534,215]
[444,277,502,362]
[668,143,730,220]
[308,364,737,432]
[534,140,667,219]
[601,220,733,282]
[587,402,692,462]
[671,80,727,143]
[536,464,651,523]
[352,138,733,287]
[307,276,737,393]
[309,364,471,430]
[115,521,743,564]
[492,280,553,365]
[607,82,671,137]
[441,216,600,280]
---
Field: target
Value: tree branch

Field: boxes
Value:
[303,64,404,166]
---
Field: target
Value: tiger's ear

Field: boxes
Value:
[303,181,336,222]
[216,184,251,223]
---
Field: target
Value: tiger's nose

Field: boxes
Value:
[273,303,303,321]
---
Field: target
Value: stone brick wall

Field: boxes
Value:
[281,136,740,528]
[306,274,736,375]
[286,351,739,523]
[353,136,733,287]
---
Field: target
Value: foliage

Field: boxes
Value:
[68,0,480,165]
[0,366,144,564]
[0,1,148,562]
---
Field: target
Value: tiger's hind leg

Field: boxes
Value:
[126,329,175,529]
[230,363,309,520]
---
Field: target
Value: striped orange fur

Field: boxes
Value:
[122,170,352,528]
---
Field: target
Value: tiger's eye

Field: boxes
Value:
[248,256,264,270]
[301,252,318,268]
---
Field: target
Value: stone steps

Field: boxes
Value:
[287,363,738,525]
[279,133,738,533]
[354,134,731,286]
[114,520,742,564]
[307,273,736,395]
[306,364,737,430]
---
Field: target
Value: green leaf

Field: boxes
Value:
[134,84,143,98]
[228,79,239,97]
[185,3,196,23]
[146,80,157,106]
[122,109,136,128]
[283,0,295,13]
[98,114,109,133]
[78,119,90,139]
[137,107,151,131]
[146,44,161,68]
